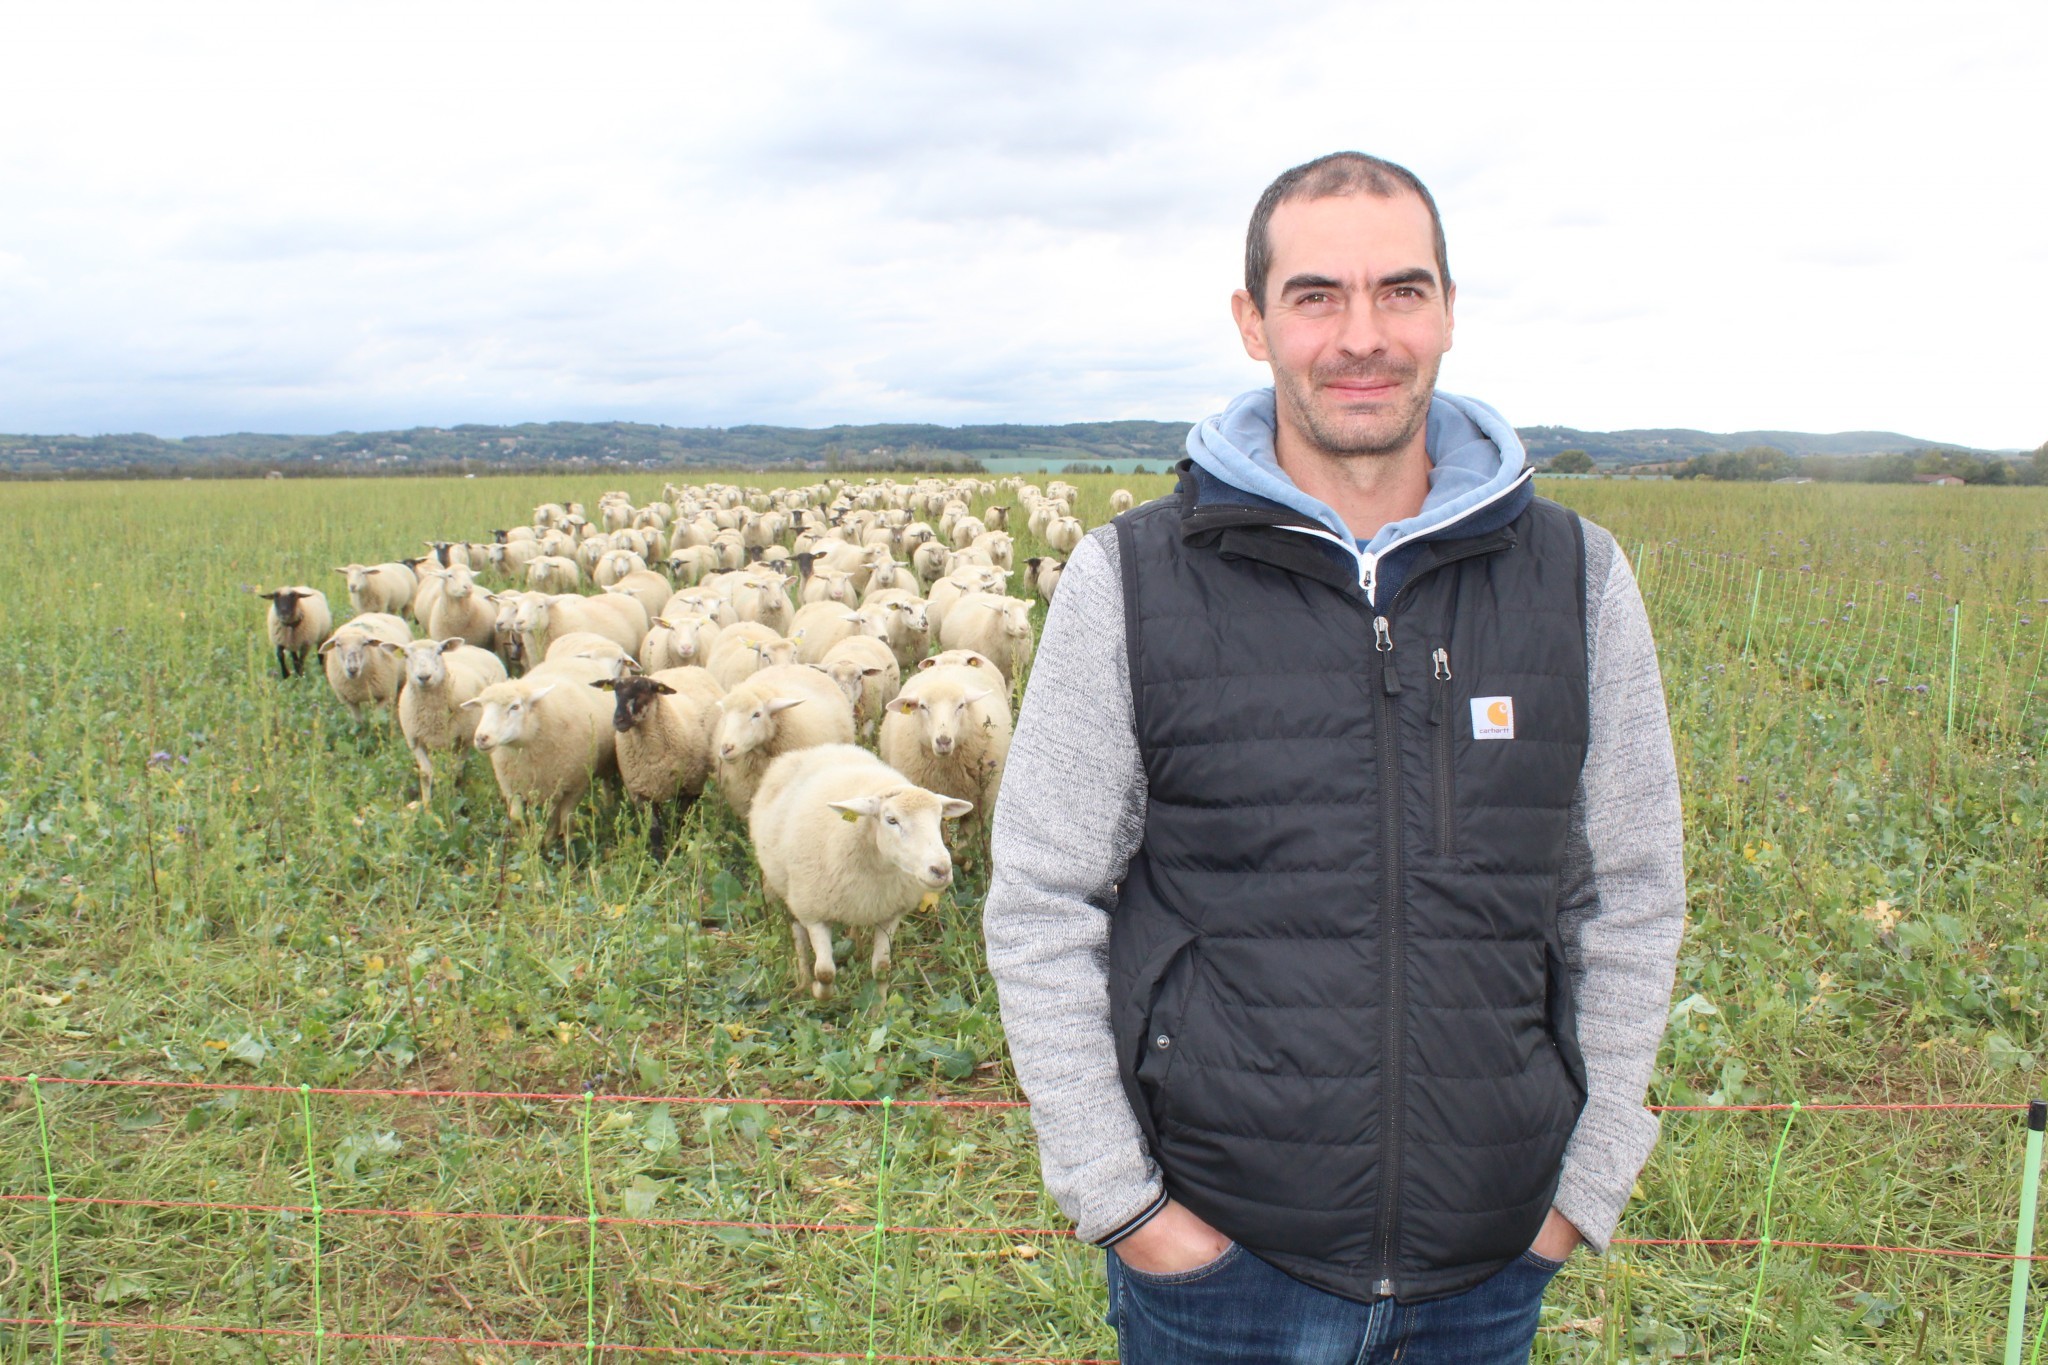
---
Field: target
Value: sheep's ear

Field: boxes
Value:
[651,616,672,629]
[841,613,862,624]
[861,666,884,677]
[373,639,404,653]
[255,588,278,600]
[591,679,618,691]
[940,798,974,820]
[891,696,921,714]
[765,696,807,715]
[317,638,339,654]
[649,680,676,695]
[527,683,557,702]
[917,657,937,670]
[827,796,884,820]
[459,697,483,710]
[440,638,464,653]
[962,687,993,705]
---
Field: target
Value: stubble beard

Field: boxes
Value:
[1279,354,1441,462]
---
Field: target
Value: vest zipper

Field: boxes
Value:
[1430,646,1454,857]
[1372,612,1404,1299]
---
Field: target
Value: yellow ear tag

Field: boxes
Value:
[840,809,860,822]
[918,891,941,912]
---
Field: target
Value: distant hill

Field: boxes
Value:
[1514,426,1996,465]
[0,417,2014,479]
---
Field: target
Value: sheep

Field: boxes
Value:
[663,587,739,629]
[1109,488,1136,514]
[591,669,718,854]
[936,593,1035,690]
[320,612,412,723]
[642,613,722,672]
[789,599,867,665]
[949,515,986,549]
[593,549,648,588]
[604,568,673,621]
[665,545,721,586]
[256,585,333,679]
[878,663,1012,822]
[711,663,857,819]
[515,591,648,663]
[333,562,418,617]
[800,565,858,607]
[423,564,499,648]
[488,590,543,672]
[1023,556,1064,602]
[911,540,952,588]
[526,555,583,595]
[925,565,1007,637]
[819,634,902,737]
[731,569,795,634]
[918,648,1002,675]
[749,743,972,999]
[464,656,619,846]
[706,622,796,690]
[970,530,1014,573]
[388,637,508,802]
[1045,515,1085,554]
[855,595,931,674]
[544,630,638,678]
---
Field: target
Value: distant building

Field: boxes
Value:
[265,469,284,479]
[1912,473,1965,486]
[1770,476,1814,484]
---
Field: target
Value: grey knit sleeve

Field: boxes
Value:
[982,527,1165,1244]
[1550,523,1688,1253]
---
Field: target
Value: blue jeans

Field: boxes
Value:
[1107,1242,1561,1364]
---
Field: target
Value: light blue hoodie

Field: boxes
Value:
[1186,386,1532,553]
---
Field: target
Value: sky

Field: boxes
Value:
[1,0,2042,448]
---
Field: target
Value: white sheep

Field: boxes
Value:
[333,562,419,617]
[593,549,648,588]
[819,634,901,737]
[424,564,500,648]
[925,565,1007,637]
[731,569,795,634]
[464,656,619,846]
[706,622,796,690]
[749,743,971,999]
[604,569,673,622]
[789,599,866,665]
[711,663,858,819]
[642,613,722,672]
[878,662,1012,822]
[857,591,932,673]
[1045,515,1085,554]
[1023,556,1064,602]
[1109,488,1136,514]
[515,592,649,663]
[526,555,583,595]
[590,668,719,854]
[255,585,333,679]
[935,593,1035,691]
[388,637,508,802]
[320,612,412,723]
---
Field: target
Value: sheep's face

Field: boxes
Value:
[821,660,865,708]
[264,588,311,626]
[402,638,462,688]
[595,676,673,732]
[468,684,553,752]
[892,686,991,757]
[750,638,796,670]
[814,570,855,603]
[322,629,375,680]
[664,615,711,660]
[990,598,1032,641]
[513,597,551,641]
[441,564,478,600]
[829,787,974,890]
[715,694,805,762]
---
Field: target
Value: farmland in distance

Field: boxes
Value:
[2,473,2045,1362]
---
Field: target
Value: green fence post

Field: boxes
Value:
[297,1084,324,1364]
[29,1077,65,1363]
[581,1091,598,1365]
[1741,568,1765,659]
[1737,1102,1800,1363]
[1947,603,1962,737]
[2007,1099,2047,1365]
[865,1095,895,1362]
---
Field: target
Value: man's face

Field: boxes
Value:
[1232,191,1454,461]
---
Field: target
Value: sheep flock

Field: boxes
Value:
[251,476,1119,997]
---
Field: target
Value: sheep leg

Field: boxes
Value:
[412,745,435,804]
[647,802,668,858]
[274,645,291,680]
[788,917,814,992]
[803,921,837,999]
[871,917,903,977]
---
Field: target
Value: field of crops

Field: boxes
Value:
[3,472,2045,1363]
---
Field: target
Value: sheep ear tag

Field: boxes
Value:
[840,809,860,823]
[917,891,941,913]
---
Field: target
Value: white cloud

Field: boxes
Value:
[0,0,2040,447]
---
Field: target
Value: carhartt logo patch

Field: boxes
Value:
[1471,696,1515,740]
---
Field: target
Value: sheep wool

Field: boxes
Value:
[465,656,619,846]
[749,744,971,998]
[258,586,333,679]
[878,662,1012,822]
[711,663,857,819]
[391,637,508,802]
[320,612,412,722]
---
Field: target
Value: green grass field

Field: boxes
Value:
[3,473,2045,1362]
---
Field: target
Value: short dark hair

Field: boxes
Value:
[1244,152,1450,311]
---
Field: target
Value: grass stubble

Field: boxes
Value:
[0,474,2044,1362]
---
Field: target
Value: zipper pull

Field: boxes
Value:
[1432,647,1451,681]
[1374,616,1399,695]
[1429,648,1449,724]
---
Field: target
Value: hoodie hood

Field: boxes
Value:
[1186,386,1530,555]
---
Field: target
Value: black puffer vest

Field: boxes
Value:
[1108,466,1590,1305]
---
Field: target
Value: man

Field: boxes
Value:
[983,152,1685,1363]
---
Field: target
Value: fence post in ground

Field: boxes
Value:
[866,1094,896,1362]
[2006,1098,2046,1365]
[1737,1101,1800,1363]
[1947,603,1962,737]
[297,1084,325,1364]
[1741,569,1765,659]
[29,1076,66,1364]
